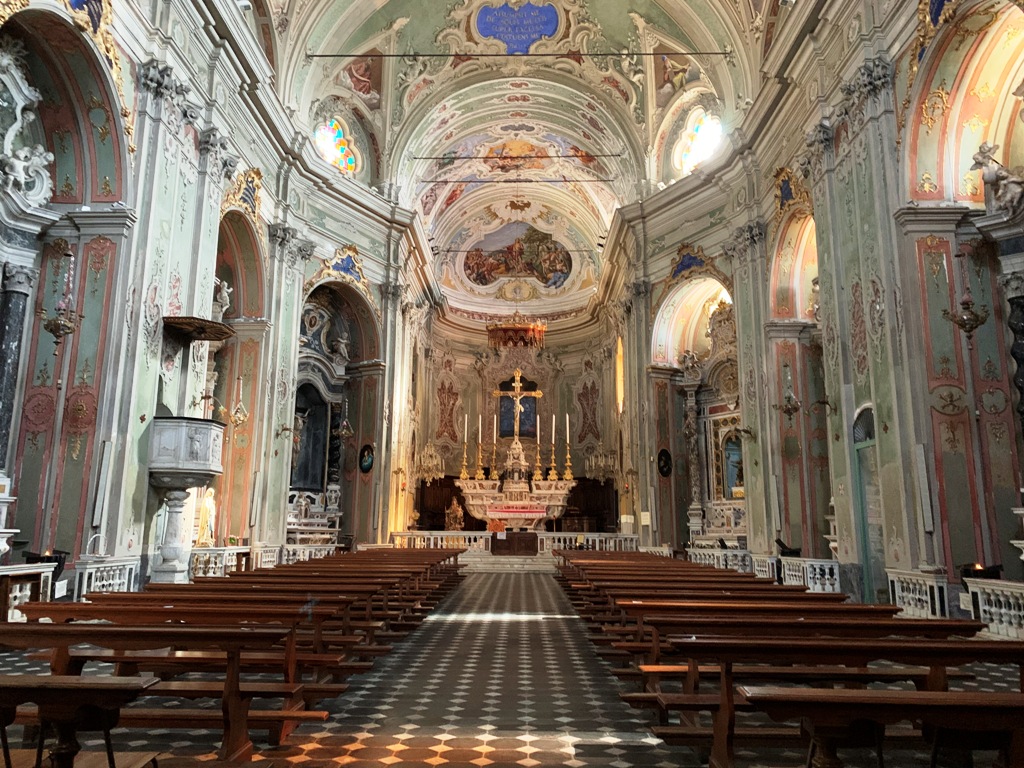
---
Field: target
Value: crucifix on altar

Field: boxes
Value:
[493,368,542,441]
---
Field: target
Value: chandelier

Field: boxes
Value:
[585,442,616,483]
[415,440,445,485]
[486,311,546,349]
[43,251,80,353]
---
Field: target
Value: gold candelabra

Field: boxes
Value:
[563,439,574,481]
[547,442,559,481]
[491,443,498,479]
[533,443,544,481]
[474,440,485,480]
[459,440,469,480]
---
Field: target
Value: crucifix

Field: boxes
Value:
[492,368,543,441]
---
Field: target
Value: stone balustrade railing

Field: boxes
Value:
[189,547,251,578]
[73,556,140,600]
[685,547,753,573]
[390,530,641,553]
[254,546,280,569]
[752,555,779,581]
[886,569,949,618]
[781,557,843,593]
[964,578,1024,639]
[281,544,336,564]
[2,563,55,621]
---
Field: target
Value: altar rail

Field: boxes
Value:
[73,556,140,600]
[2,564,54,621]
[887,569,949,618]
[188,544,325,578]
[781,557,843,593]
[752,555,779,581]
[685,547,753,573]
[964,578,1024,639]
[390,530,641,552]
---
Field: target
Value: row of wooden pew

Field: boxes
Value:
[1,548,465,768]
[554,549,1024,768]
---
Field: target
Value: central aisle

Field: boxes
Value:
[289,571,695,767]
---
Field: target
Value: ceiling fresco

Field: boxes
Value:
[274,0,764,332]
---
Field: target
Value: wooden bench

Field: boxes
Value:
[0,675,159,768]
[739,685,1024,767]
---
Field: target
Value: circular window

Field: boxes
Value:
[313,117,359,173]
[673,109,723,177]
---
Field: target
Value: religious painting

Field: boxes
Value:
[723,436,744,500]
[655,47,699,108]
[337,50,382,110]
[498,375,538,439]
[359,444,374,473]
[463,223,572,289]
[483,139,546,173]
[657,449,672,478]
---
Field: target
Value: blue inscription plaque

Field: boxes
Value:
[477,2,559,55]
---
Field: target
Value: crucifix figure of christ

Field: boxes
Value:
[493,368,543,441]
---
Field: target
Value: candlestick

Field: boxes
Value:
[547,438,559,481]
[563,433,574,481]
[459,439,469,480]
[491,440,498,480]
[533,439,543,482]
[474,438,484,481]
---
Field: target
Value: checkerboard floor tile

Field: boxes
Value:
[1,573,1016,766]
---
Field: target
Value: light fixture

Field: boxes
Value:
[486,311,546,349]
[585,442,616,483]
[42,251,80,353]
[415,440,445,485]
[772,363,803,423]
[943,287,989,341]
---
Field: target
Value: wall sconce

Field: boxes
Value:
[275,424,294,440]
[736,427,756,442]
[772,363,803,423]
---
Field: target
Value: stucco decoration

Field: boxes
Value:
[652,242,731,314]
[0,36,41,155]
[573,354,601,446]
[221,168,262,224]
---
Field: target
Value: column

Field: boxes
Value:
[0,263,35,475]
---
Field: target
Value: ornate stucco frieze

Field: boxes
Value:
[199,128,238,181]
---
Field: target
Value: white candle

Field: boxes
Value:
[536,415,540,446]
[478,413,482,441]
[493,414,497,444]
[464,413,468,443]
[551,414,555,445]
[565,413,569,443]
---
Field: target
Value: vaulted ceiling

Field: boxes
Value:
[264,0,776,335]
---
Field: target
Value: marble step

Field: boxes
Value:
[457,552,557,573]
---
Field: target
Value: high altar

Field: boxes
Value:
[455,370,575,531]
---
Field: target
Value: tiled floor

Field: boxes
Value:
[2,573,1015,767]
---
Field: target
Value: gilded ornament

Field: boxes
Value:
[919,83,950,135]
[918,171,938,194]
[221,168,263,223]
[963,114,990,134]
[970,82,995,101]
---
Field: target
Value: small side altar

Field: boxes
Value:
[455,369,575,532]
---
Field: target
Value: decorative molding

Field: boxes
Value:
[221,168,263,224]
[0,144,54,206]
[1,262,35,294]
[199,128,237,180]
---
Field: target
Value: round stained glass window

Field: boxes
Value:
[313,118,358,173]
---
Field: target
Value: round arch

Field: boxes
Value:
[302,279,382,363]
[904,0,1024,204]
[216,211,267,319]
[769,214,818,321]
[4,8,130,204]
[650,276,732,366]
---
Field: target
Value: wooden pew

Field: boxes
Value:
[0,675,159,768]
[0,624,297,763]
[739,686,1024,768]
[657,635,1024,768]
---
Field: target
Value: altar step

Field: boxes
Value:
[457,551,557,573]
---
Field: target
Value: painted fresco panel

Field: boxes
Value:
[463,222,572,288]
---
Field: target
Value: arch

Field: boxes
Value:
[4,9,130,204]
[216,211,267,319]
[651,276,732,366]
[904,0,1024,203]
[302,280,381,364]
[769,214,819,321]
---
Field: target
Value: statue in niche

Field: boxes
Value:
[291,411,307,470]
[724,436,744,500]
[195,488,217,547]
[972,142,1024,216]
[330,332,350,367]
[215,278,232,313]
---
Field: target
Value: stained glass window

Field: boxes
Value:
[313,118,358,173]
[673,109,723,177]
